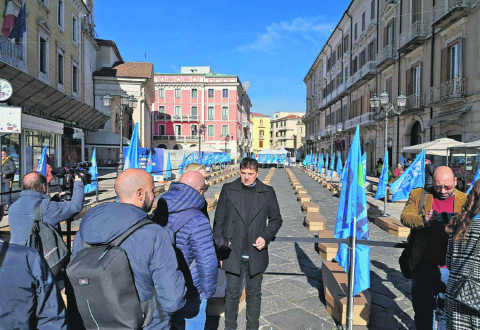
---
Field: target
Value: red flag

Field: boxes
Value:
[2,0,16,37]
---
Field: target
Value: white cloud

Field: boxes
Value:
[238,16,333,52]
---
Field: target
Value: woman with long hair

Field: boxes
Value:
[445,180,480,329]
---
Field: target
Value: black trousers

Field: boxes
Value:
[224,259,263,330]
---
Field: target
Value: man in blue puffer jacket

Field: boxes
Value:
[153,170,217,329]
[72,168,186,329]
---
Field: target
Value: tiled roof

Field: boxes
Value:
[250,112,270,118]
[279,114,304,120]
[94,62,153,79]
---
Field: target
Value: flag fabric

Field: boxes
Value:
[9,1,25,39]
[178,152,186,174]
[334,125,370,296]
[145,149,153,173]
[37,145,48,177]
[330,152,335,177]
[400,154,405,168]
[124,123,139,170]
[325,153,329,173]
[336,152,343,177]
[389,150,426,202]
[185,152,196,166]
[84,148,98,193]
[318,154,324,174]
[165,153,172,180]
[272,153,278,164]
[278,153,286,164]
[467,166,480,194]
[362,153,367,183]
[1,0,15,37]
[375,150,389,200]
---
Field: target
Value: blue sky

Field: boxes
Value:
[94,0,352,116]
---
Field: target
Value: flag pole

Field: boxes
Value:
[346,216,357,330]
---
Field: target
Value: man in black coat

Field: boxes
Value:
[213,157,283,330]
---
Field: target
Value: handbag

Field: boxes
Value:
[452,217,480,312]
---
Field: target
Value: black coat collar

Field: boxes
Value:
[228,178,269,193]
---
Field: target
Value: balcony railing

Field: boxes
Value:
[0,34,27,71]
[434,0,471,24]
[343,112,376,131]
[377,45,396,65]
[152,113,199,121]
[430,77,466,103]
[361,61,376,78]
[152,134,198,141]
[405,93,425,110]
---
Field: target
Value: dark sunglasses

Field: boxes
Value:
[434,184,454,190]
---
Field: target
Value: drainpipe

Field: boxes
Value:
[430,29,435,141]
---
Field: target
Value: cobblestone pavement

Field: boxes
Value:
[207,166,415,330]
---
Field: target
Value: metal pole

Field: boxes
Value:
[117,105,124,177]
[346,216,357,330]
[384,111,388,216]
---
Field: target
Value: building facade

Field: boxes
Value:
[152,66,252,160]
[270,112,305,152]
[250,112,270,153]
[304,0,480,175]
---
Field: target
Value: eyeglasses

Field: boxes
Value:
[434,184,454,190]
[199,186,208,192]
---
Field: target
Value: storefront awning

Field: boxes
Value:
[0,62,109,129]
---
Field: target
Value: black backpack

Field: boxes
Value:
[25,201,70,277]
[66,220,162,330]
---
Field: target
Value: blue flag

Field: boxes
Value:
[400,154,405,168]
[272,153,278,164]
[375,150,389,200]
[145,149,153,173]
[334,126,370,296]
[390,150,425,202]
[84,148,98,193]
[124,123,139,170]
[185,152,196,167]
[362,153,367,183]
[278,153,286,164]
[165,153,172,180]
[336,152,343,177]
[318,154,324,174]
[325,153,329,173]
[37,145,48,176]
[467,166,480,194]
[9,1,26,39]
[330,152,335,177]
[178,152,186,174]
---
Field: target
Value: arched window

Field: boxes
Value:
[411,121,422,146]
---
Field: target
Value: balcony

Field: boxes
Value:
[403,93,425,114]
[152,113,199,121]
[433,0,472,29]
[152,134,199,142]
[343,112,376,131]
[399,21,426,52]
[0,35,27,72]
[360,61,376,80]
[430,77,466,104]
[377,45,396,69]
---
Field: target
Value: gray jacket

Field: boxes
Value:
[1,156,16,183]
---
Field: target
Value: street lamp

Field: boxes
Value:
[198,124,206,160]
[370,91,406,215]
[103,92,138,176]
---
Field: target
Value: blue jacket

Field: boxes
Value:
[158,181,217,299]
[9,180,85,244]
[0,242,66,329]
[72,202,186,329]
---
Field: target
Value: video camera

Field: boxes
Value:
[51,162,92,199]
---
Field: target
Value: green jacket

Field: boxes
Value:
[400,187,467,271]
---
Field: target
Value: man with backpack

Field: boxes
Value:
[70,168,186,329]
[152,170,217,329]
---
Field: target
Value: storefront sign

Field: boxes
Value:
[0,106,21,133]
[73,128,84,139]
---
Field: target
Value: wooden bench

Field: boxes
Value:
[304,211,325,231]
[316,229,337,259]
[302,201,320,213]
[374,216,410,237]
[206,198,217,211]
[322,261,371,325]
[297,193,312,203]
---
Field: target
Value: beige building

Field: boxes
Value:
[251,112,270,153]
[304,0,480,175]
[270,112,305,152]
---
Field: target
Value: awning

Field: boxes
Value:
[402,138,464,156]
[429,106,471,125]
[0,62,109,129]
[85,129,130,146]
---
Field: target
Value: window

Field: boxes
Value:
[57,52,64,85]
[221,125,228,136]
[412,0,421,23]
[174,106,181,118]
[222,107,228,120]
[191,125,198,136]
[175,89,181,98]
[158,125,165,136]
[362,12,365,31]
[407,64,421,95]
[448,43,460,79]
[72,64,78,94]
[344,35,349,52]
[222,89,228,98]
[368,41,375,61]
[208,89,214,98]
[191,106,197,118]
[208,125,214,137]
[191,89,197,98]
[360,49,366,67]
[385,21,394,46]
[259,141,263,148]
[72,16,77,43]
[208,106,214,120]
[158,106,165,113]
[39,36,48,75]
[57,0,64,29]
[337,45,342,60]
[354,23,358,40]
[174,125,181,136]
[371,0,375,19]
[158,88,165,98]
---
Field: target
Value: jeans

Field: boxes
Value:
[171,295,207,330]
[1,182,11,206]
[225,259,263,330]
[411,263,442,330]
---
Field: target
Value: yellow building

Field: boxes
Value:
[250,112,270,153]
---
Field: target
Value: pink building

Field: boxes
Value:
[152,66,251,160]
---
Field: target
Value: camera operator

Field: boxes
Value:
[8,171,85,245]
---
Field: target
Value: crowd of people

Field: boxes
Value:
[0,157,283,330]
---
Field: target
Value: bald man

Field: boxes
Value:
[9,171,85,246]
[401,166,467,329]
[72,169,186,329]
[152,170,217,329]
